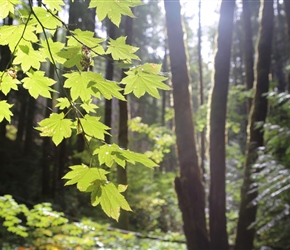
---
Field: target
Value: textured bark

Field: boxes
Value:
[208,1,235,250]
[235,1,273,249]
[164,1,209,249]
[242,0,255,111]
[117,15,133,230]
[104,20,116,144]
[197,0,205,180]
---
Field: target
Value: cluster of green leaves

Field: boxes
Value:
[0,195,186,249]
[0,0,169,221]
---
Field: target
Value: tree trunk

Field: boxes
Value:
[235,1,273,249]
[208,1,235,250]
[104,20,116,144]
[197,0,205,180]
[117,15,133,230]
[164,1,209,249]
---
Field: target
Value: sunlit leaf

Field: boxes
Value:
[42,0,65,11]
[93,143,157,168]
[13,43,45,72]
[30,7,62,33]
[22,71,56,99]
[89,0,142,27]
[106,36,140,63]
[79,114,110,140]
[63,72,92,101]
[62,164,108,191]
[0,100,13,123]
[0,71,19,95]
[0,25,38,51]
[90,181,132,221]
[55,97,71,110]
[36,113,73,146]
[122,63,170,98]
[0,0,20,19]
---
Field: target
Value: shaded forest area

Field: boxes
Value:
[1,0,290,249]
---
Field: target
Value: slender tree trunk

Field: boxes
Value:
[104,20,116,144]
[208,1,235,250]
[117,15,133,230]
[235,1,273,249]
[164,1,209,249]
[197,0,205,180]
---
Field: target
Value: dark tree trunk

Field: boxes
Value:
[208,1,235,250]
[117,15,133,230]
[235,1,273,249]
[164,0,209,249]
[197,0,205,180]
[104,20,116,144]
[242,0,255,111]
[23,96,36,155]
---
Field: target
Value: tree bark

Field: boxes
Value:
[117,15,133,230]
[164,1,209,249]
[242,0,255,111]
[235,1,273,249]
[104,20,116,144]
[208,1,235,250]
[197,0,206,181]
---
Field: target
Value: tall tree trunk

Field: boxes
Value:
[235,1,273,249]
[208,1,235,250]
[104,20,116,144]
[117,15,133,230]
[197,0,205,180]
[242,0,254,106]
[164,1,209,249]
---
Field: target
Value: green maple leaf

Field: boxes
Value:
[40,37,66,64]
[78,114,110,140]
[90,181,132,221]
[0,0,20,19]
[81,100,98,113]
[62,164,108,191]
[106,36,140,63]
[69,29,105,55]
[57,46,83,70]
[55,97,71,110]
[42,0,65,12]
[0,100,13,123]
[22,71,56,99]
[122,63,170,98]
[13,43,45,72]
[94,143,157,168]
[0,71,19,95]
[0,25,38,51]
[94,143,126,168]
[63,72,93,101]
[89,0,142,27]
[30,7,62,33]
[36,112,73,146]
[86,71,125,100]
